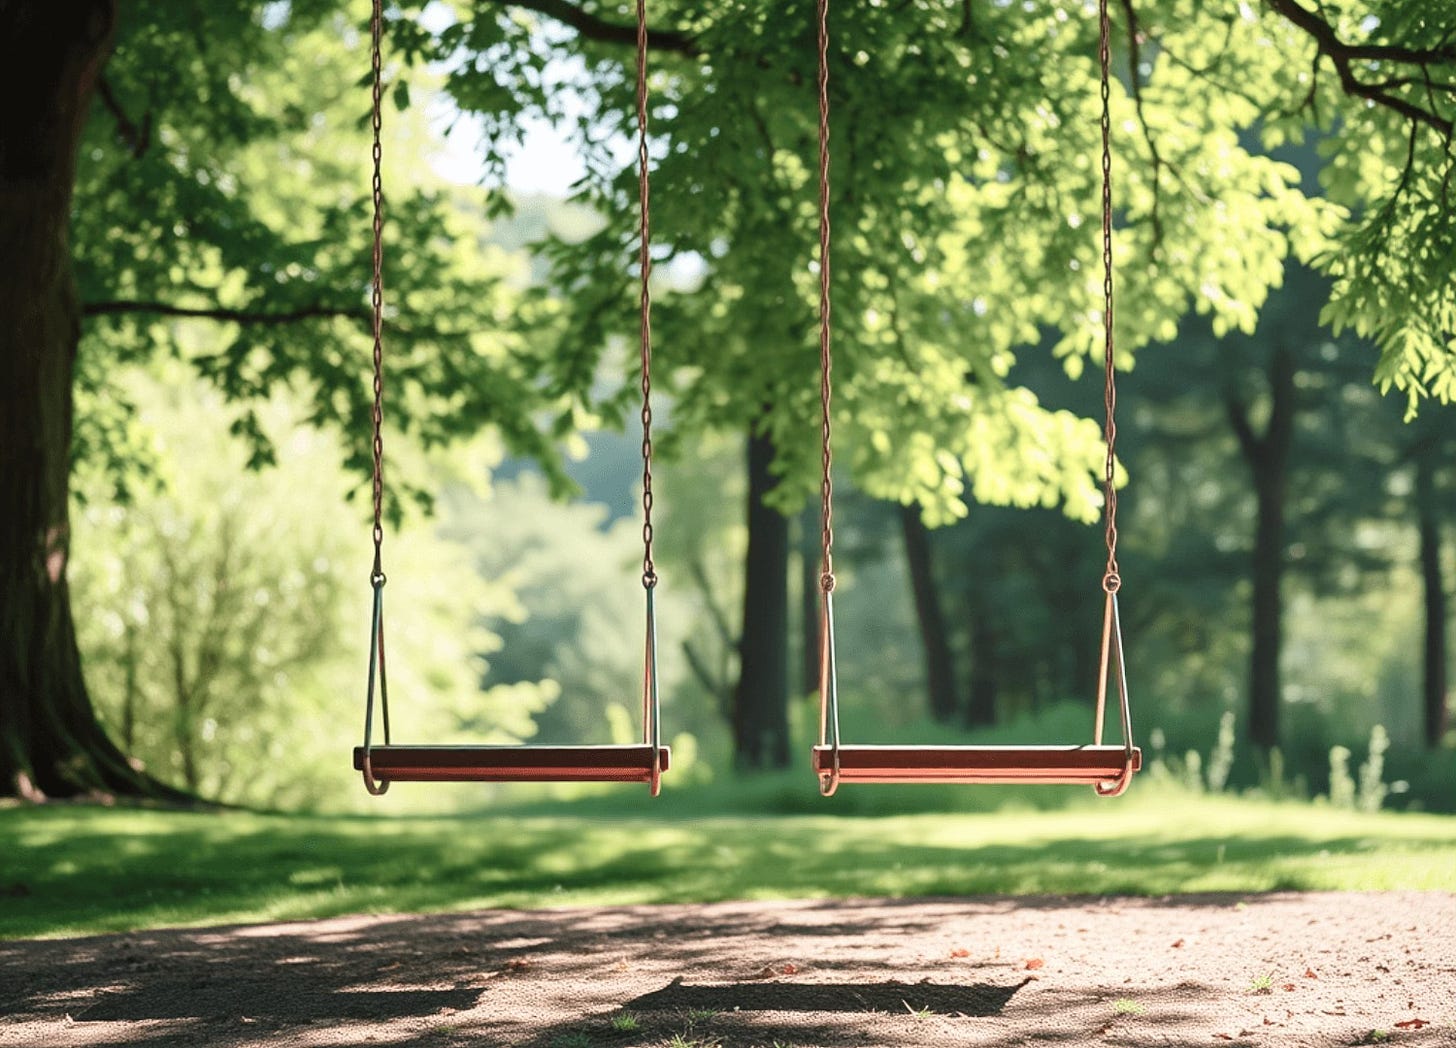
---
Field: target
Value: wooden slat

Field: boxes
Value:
[812,744,1140,785]
[353,744,670,783]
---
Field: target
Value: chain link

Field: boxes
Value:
[816,0,835,594]
[370,0,386,586]
[1098,0,1120,594]
[636,0,657,590]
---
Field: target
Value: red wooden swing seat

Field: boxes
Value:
[811,744,1140,785]
[353,744,670,784]
[353,744,669,784]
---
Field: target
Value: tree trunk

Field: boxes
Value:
[965,609,998,728]
[798,504,820,698]
[1415,454,1450,748]
[1248,473,1286,751]
[731,429,790,769]
[1226,343,1295,753]
[899,504,959,723]
[0,1,182,800]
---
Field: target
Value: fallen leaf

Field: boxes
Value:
[1304,968,1319,979]
[1394,1019,1429,1030]
[949,948,971,958]
[1171,939,1185,948]
[1214,1034,1233,1041]
[779,964,799,975]
[1282,984,1297,992]
[1025,958,1045,970]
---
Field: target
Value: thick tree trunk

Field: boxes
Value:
[731,429,790,769]
[1415,455,1450,748]
[899,504,959,723]
[0,1,183,800]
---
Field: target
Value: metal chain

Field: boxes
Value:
[637,0,657,590]
[369,0,386,586]
[1098,0,1120,594]
[816,0,835,594]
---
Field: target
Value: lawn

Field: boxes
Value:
[2,790,1453,941]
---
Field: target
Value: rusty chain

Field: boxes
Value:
[1099,0,1120,594]
[637,0,657,590]
[816,0,835,594]
[369,0,386,587]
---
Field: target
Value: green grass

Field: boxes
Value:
[2,792,1453,940]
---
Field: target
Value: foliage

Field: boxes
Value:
[4,793,1455,940]
[69,372,555,808]
[75,0,567,510]
[398,0,1456,525]
[1358,725,1392,813]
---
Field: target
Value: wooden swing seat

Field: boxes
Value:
[353,744,670,784]
[811,744,1140,785]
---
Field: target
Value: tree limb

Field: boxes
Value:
[1222,383,1261,464]
[482,0,699,56]
[96,75,150,159]
[1263,0,1454,135]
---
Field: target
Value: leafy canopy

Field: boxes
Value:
[79,1,1456,521]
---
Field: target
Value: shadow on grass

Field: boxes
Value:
[4,799,1454,939]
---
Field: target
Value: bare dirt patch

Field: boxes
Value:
[1,892,1452,1047]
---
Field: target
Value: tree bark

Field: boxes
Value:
[899,504,959,722]
[965,609,998,728]
[1415,453,1450,748]
[1226,343,1296,753]
[731,429,790,769]
[0,1,183,800]
[798,505,820,698]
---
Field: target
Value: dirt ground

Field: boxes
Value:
[1,893,1453,1047]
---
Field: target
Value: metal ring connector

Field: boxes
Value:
[1102,571,1121,594]
[820,572,836,593]
[370,571,387,588]
[361,752,390,796]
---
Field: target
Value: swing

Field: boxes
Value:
[808,0,1140,798]
[353,0,668,796]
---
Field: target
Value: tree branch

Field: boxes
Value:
[96,75,151,159]
[1264,0,1454,135]
[1117,0,1165,247]
[82,300,367,325]
[483,0,699,56]
[1222,383,1261,465]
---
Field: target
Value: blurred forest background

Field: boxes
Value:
[5,0,1455,815]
